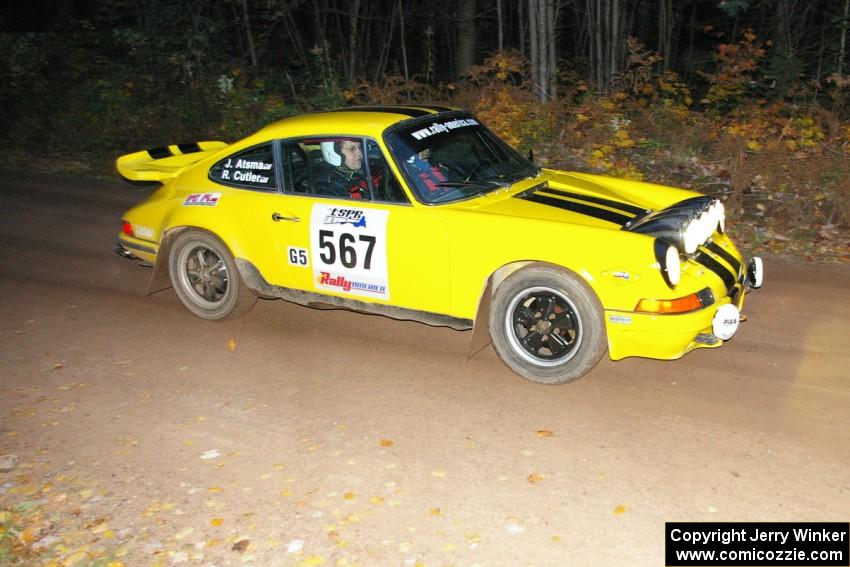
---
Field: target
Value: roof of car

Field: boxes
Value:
[324,104,457,117]
[254,105,460,140]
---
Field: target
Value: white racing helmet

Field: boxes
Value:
[321,141,342,166]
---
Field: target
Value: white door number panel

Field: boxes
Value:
[287,246,309,267]
[310,204,390,300]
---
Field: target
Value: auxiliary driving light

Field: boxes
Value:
[747,256,764,288]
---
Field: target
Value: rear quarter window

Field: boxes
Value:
[209,143,277,191]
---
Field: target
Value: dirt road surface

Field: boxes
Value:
[1,172,848,567]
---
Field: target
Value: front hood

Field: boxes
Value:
[457,169,701,230]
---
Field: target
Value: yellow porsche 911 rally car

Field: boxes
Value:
[115,105,763,384]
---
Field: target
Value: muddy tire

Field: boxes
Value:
[168,231,256,320]
[489,265,606,384]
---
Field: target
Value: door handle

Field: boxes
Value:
[272,212,300,222]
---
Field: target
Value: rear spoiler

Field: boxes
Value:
[116,141,228,182]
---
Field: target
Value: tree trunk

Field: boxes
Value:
[658,0,673,71]
[519,0,527,58]
[456,0,477,77]
[595,0,605,92]
[280,1,308,68]
[240,0,257,68]
[399,0,409,81]
[528,0,557,101]
[529,0,539,89]
[547,0,557,99]
[374,0,397,81]
[497,0,504,52]
[840,0,849,75]
[347,0,361,85]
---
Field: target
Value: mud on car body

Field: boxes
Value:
[115,105,764,384]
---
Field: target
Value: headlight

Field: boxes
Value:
[655,239,681,288]
[747,256,764,288]
[698,210,712,239]
[708,200,720,232]
[665,245,681,286]
[682,219,702,254]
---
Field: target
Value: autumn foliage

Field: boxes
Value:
[3,32,849,261]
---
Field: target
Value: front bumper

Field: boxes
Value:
[606,255,763,361]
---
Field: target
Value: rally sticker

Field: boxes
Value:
[310,204,389,300]
[409,117,479,141]
[184,193,221,206]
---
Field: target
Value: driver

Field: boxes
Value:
[317,139,377,200]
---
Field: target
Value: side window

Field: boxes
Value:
[209,143,277,191]
[281,137,408,204]
[365,139,408,204]
[281,140,322,195]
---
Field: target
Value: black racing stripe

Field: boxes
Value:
[522,194,631,226]
[344,106,433,117]
[177,142,202,154]
[538,187,646,216]
[705,241,741,274]
[695,251,736,292]
[147,146,172,159]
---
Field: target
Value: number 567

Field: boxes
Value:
[318,230,376,270]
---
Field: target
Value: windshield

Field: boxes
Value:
[386,114,538,204]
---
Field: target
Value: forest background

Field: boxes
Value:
[1,0,848,260]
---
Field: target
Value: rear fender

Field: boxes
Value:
[146,227,188,295]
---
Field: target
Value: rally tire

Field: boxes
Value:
[168,230,257,320]
[489,265,607,385]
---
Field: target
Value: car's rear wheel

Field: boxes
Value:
[169,230,256,320]
[489,265,606,384]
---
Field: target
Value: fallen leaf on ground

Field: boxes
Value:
[504,522,526,535]
[379,439,394,447]
[527,472,544,484]
[227,339,237,352]
[232,539,250,553]
[536,430,554,437]
[210,518,223,527]
[175,526,194,540]
[614,505,627,515]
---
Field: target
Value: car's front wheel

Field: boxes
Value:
[489,265,606,384]
[168,230,257,320]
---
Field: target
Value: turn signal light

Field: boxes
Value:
[636,293,703,314]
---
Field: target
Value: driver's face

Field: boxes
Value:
[340,140,363,170]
